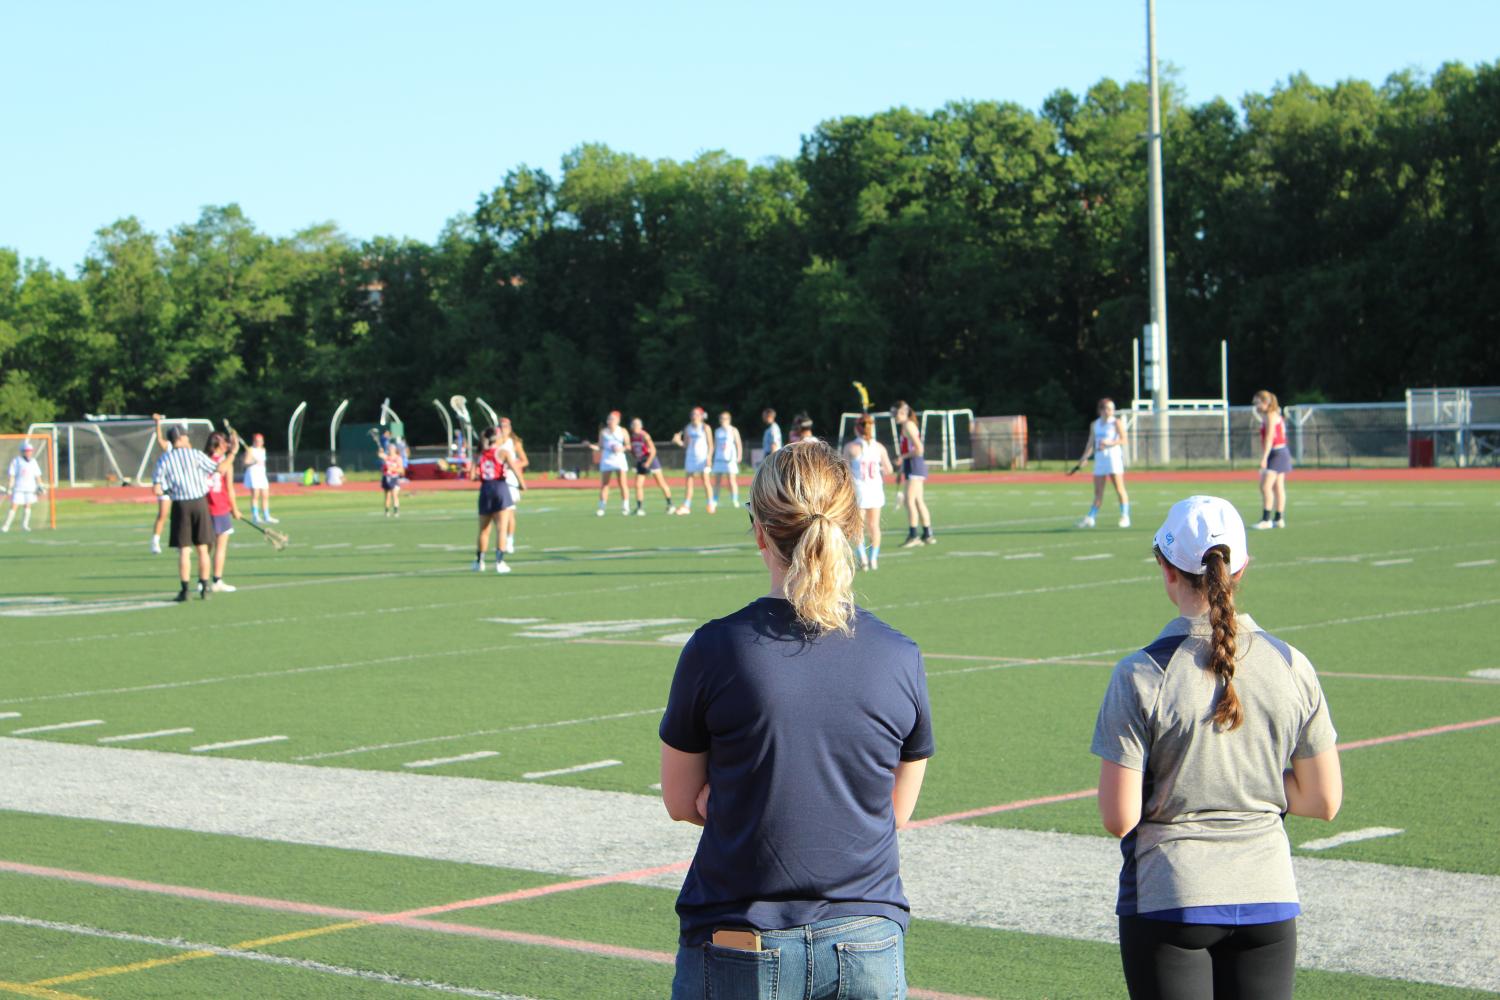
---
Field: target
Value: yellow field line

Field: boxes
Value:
[0,982,96,1000]
[28,920,368,988]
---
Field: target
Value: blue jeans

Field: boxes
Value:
[671,915,906,1000]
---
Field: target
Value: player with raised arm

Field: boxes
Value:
[379,442,405,517]
[243,432,276,523]
[710,410,743,514]
[1252,390,1292,530]
[893,401,934,547]
[498,417,527,552]
[1075,397,1132,528]
[203,431,242,591]
[590,410,631,517]
[630,417,675,515]
[2,441,45,534]
[1092,496,1341,1000]
[470,427,515,574]
[670,407,711,515]
[146,414,175,551]
[845,414,894,570]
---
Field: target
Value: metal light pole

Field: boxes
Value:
[1145,0,1170,460]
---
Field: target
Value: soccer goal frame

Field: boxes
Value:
[918,409,975,470]
[1,432,58,529]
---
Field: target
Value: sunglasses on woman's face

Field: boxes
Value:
[745,502,754,528]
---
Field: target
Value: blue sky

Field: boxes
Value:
[4,0,1496,270]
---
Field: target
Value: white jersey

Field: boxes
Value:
[850,440,887,509]
[499,439,521,487]
[8,456,42,495]
[712,426,739,473]
[599,427,629,471]
[1094,417,1125,476]
[683,424,710,472]
[243,446,270,489]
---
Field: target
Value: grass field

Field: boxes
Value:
[1,474,1498,999]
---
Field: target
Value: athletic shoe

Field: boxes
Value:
[495,561,512,574]
[1118,515,1131,528]
[923,535,937,545]
[860,560,871,572]
[595,508,605,517]
[1251,519,1273,530]
[150,536,161,554]
[1274,518,1287,529]
[622,508,631,516]
[675,507,691,516]
[899,536,923,549]
[211,581,237,593]
[0,525,7,534]
[706,503,717,514]
[265,516,280,524]
[172,589,188,603]
[870,558,879,570]
[1077,515,1096,528]
[198,582,211,600]
[636,508,647,517]
[472,559,484,572]
[505,538,515,553]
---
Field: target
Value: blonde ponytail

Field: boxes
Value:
[750,440,861,634]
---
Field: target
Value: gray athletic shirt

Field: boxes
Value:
[1091,614,1337,915]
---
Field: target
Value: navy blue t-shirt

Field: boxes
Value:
[659,597,935,945]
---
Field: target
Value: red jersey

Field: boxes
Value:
[382,454,405,477]
[477,447,508,481]
[206,459,232,516]
[630,430,652,460]
[1260,417,1287,449]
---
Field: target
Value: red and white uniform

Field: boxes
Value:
[477,446,508,481]
[1260,418,1288,449]
[382,454,405,477]
[206,462,233,516]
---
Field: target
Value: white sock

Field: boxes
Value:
[2,508,14,530]
[22,507,31,529]
[730,485,740,507]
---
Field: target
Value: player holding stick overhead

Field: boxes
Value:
[630,417,675,515]
[591,410,631,517]
[147,414,175,552]
[243,432,276,523]
[710,411,743,514]
[671,407,711,515]
[1092,495,1341,1000]
[497,417,527,552]
[1075,397,1132,528]
[845,414,893,570]
[892,401,934,547]
[379,443,405,517]
[470,427,515,574]
[1252,390,1292,530]
[2,441,45,534]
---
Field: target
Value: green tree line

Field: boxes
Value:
[2,62,1496,445]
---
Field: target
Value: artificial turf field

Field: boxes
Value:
[0,474,1497,999]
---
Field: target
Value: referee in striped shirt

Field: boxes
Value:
[154,426,226,601]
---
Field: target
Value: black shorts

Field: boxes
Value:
[1119,915,1296,1000]
[381,474,401,492]
[478,479,514,515]
[169,497,214,548]
[1266,447,1293,475]
[635,457,662,475]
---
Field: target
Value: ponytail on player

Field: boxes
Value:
[1253,389,1280,418]
[750,439,861,635]
[1153,543,1243,730]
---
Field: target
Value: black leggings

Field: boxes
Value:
[1119,916,1296,1000]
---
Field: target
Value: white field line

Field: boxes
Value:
[1456,559,1497,568]
[404,751,500,769]
[312,542,351,549]
[10,719,103,735]
[292,707,665,762]
[192,735,288,753]
[1072,553,1114,561]
[1299,827,1405,851]
[0,914,537,1000]
[0,641,535,707]
[1471,669,1500,680]
[1371,558,1413,567]
[523,760,622,780]
[1005,552,1044,560]
[98,727,193,744]
[0,712,18,720]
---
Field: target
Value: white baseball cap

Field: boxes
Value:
[1154,495,1249,576]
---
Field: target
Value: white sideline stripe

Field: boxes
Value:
[1470,669,1500,680]
[0,914,537,1000]
[98,727,193,744]
[1072,553,1114,561]
[292,707,665,762]
[1300,827,1405,851]
[312,542,351,549]
[192,735,288,753]
[356,543,394,550]
[10,719,103,735]
[1456,559,1496,568]
[1004,552,1044,560]
[482,617,546,624]
[404,751,500,769]
[1372,558,1413,566]
[523,759,622,780]
[0,713,18,720]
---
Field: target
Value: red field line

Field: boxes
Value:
[56,464,1500,501]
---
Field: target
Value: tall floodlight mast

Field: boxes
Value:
[1145,0,1170,458]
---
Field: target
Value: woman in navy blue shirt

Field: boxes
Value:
[660,439,935,1000]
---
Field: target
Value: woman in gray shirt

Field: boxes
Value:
[1092,495,1343,999]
